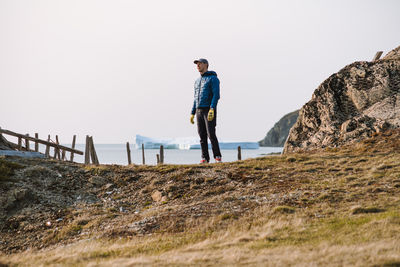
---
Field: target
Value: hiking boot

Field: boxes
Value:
[200,159,209,164]
[215,156,222,163]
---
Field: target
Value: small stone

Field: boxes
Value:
[151,190,163,202]
[13,188,29,201]
[46,221,52,227]
[104,183,114,189]
[89,176,108,186]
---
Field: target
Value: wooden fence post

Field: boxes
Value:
[160,145,164,164]
[54,135,61,159]
[34,133,39,152]
[372,51,383,61]
[18,137,22,150]
[238,146,242,161]
[126,142,132,165]
[89,136,99,165]
[25,134,30,151]
[142,144,145,165]
[45,135,51,157]
[84,135,90,164]
[70,135,76,162]
[156,154,160,165]
[0,129,83,157]
[56,135,61,159]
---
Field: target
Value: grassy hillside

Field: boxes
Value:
[1,131,400,266]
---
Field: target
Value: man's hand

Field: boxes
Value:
[190,114,195,124]
[208,108,214,121]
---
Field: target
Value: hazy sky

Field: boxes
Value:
[1,0,399,144]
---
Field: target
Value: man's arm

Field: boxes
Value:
[191,100,196,115]
[210,76,220,109]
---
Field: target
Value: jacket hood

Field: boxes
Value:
[201,71,217,77]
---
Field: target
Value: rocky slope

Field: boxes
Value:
[259,110,299,147]
[284,45,400,153]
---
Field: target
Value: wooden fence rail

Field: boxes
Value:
[0,129,83,155]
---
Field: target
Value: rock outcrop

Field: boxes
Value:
[259,110,299,147]
[284,45,400,153]
[0,135,13,150]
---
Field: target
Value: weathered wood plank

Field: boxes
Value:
[70,135,76,162]
[0,129,83,155]
[126,142,132,165]
[84,135,90,164]
[238,146,242,160]
[89,136,99,165]
[160,145,164,164]
[18,137,22,150]
[373,51,383,61]
[35,133,39,152]
[25,134,30,151]
[45,135,50,157]
[142,144,145,165]
[53,135,59,159]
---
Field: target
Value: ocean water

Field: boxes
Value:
[69,144,283,165]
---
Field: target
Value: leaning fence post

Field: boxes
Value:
[89,136,99,165]
[126,142,132,165]
[84,135,90,164]
[160,145,164,164]
[142,144,145,165]
[372,51,383,61]
[237,146,242,161]
[25,134,30,151]
[34,133,39,152]
[70,135,76,162]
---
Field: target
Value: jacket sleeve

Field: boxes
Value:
[191,100,196,115]
[191,81,197,115]
[210,76,220,109]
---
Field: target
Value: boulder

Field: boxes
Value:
[284,45,400,153]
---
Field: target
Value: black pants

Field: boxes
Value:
[196,108,222,161]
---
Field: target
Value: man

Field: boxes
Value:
[190,58,222,163]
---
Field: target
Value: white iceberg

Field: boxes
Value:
[134,135,259,150]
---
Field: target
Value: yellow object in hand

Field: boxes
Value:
[208,108,214,121]
[190,114,195,124]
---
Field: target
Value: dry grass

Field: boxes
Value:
[2,130,400,266]
[3,206,400,266]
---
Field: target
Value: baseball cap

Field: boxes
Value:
[193,58,208,64]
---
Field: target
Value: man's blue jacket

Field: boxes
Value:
[191,71,220,115]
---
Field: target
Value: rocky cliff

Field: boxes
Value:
[284,45,400,153]
[259,110,299,147]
